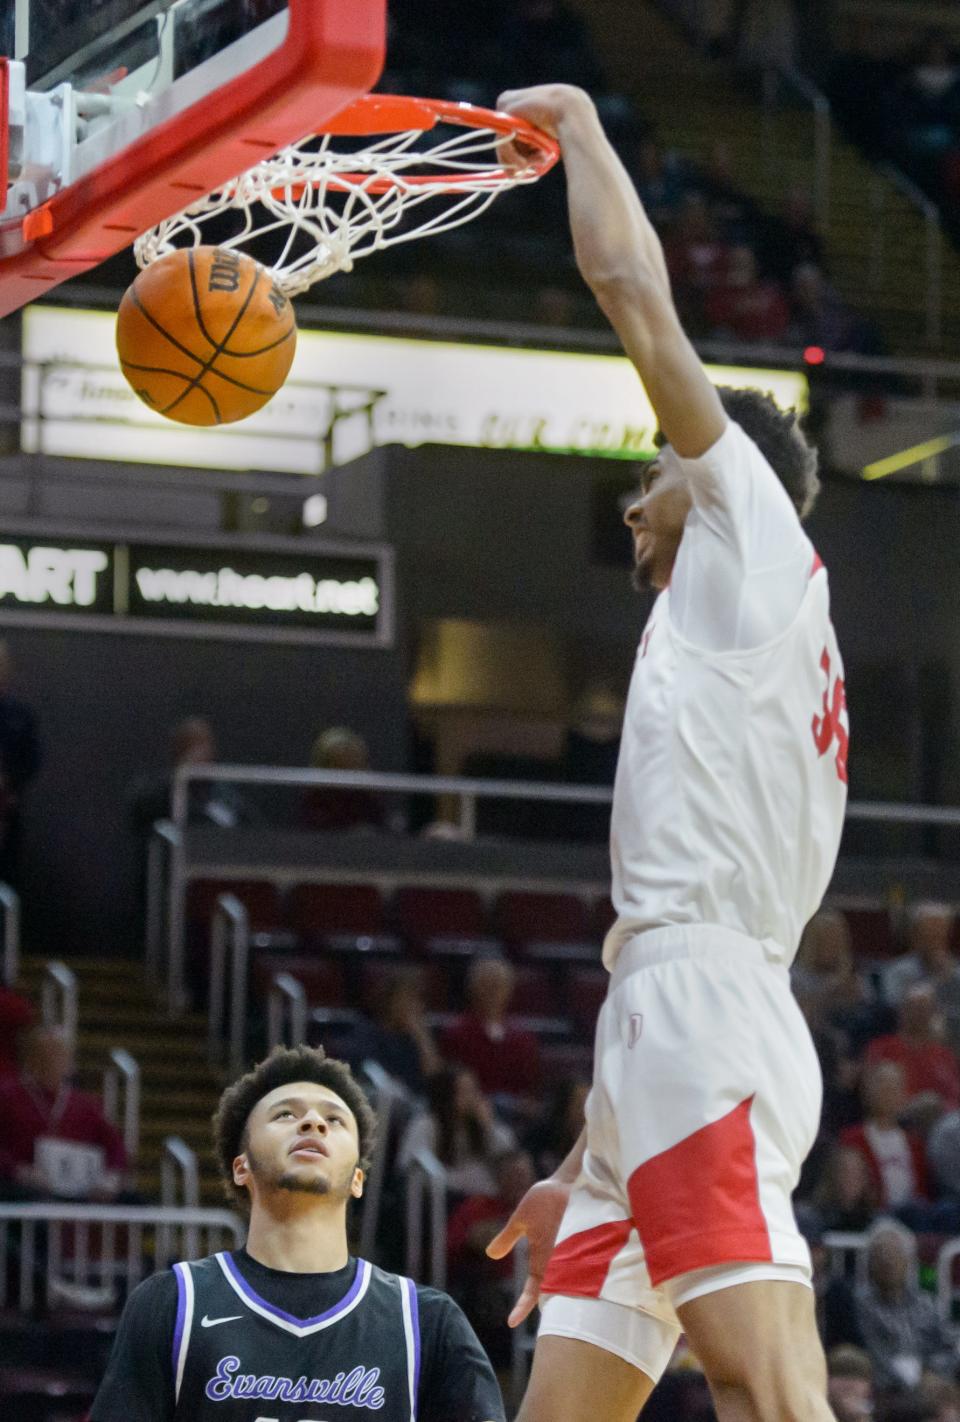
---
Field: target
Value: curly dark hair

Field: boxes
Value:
[715,386,820,520]
[213,1045,377,1211]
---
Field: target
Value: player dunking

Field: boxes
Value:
[91,1046,505,1422]
[488,87,849,1420]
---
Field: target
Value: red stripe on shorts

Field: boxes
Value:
[626,1096,772,1286]
[541,1219,633,1298]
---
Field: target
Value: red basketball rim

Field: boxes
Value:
[288,93,560,196]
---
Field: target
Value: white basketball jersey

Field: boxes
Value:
[603,431,848,971]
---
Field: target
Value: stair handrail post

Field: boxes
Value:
[41,960,78,1042]
[102,1048,141,1162]
[207,894,250,1073]
[775,65,832,231]
[404,1148,447,1289]
[358,1061,410,1261]
[267,972,308,1050]
[510,1239,534,1412]
[925,205,943,351]
[167,767,192,1016]
[0,882,20,987]
[879,163,944,355]
[159,1135,201,1262]
[146,819,179,990]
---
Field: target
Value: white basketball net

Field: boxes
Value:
[134,105,555,296]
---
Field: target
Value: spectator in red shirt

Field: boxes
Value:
[865,982,960,1118]
[441,957,542,1110]
[0,982,35,1079]
[706,244,791,343]
[840,1061,929,1210]
[0,1026,128,1200]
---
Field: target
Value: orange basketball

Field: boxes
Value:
[116,246,297,426]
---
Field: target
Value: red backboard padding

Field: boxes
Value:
[0,0,385,317]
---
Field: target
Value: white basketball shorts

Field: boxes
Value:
[539,924,822,1380]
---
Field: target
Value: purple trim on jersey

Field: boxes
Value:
[221,1251,369,1327]
[406,1277,421,1419]
[172,1262,189,1379]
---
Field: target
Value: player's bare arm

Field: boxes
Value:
[497,85,726,459]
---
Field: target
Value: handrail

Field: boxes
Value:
[0,1202,243,1310]
[405,1147,447,1289]
[175,763,960,825]
[102,1048,141,1162]
[267,971,308,1049]
[358,1061,411,1262]
[764,66,832,229]
[159,1135,202,1267]
[822,1229,870,1282]
[160,1135,199,1209]
[41,960,78,1041]
[510,1240,534,1411]
[146,818,180,986]
[208,893,250,1074]
[937,1237,960,1321]
[879,164,943,350]
[0,882,21,987]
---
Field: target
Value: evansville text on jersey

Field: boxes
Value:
[204,1355,386,1408]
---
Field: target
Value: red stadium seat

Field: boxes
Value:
[841,906,896,961]
[250,954,346,1008]
[497,891,590,954]
[565,966,609,1040]
[592,896,616,940]
[393,886,490,951]
[357,959,447,1012]
[186,878,284,931]
[511,964,562,1017]
[289,883,386,941]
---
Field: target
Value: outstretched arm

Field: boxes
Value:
[498,85,726,460]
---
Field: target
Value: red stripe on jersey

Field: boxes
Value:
[810,551,824,577]
[626,1096,772,1286]
[541,1219,633,1299]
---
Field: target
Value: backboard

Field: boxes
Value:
[0,0,385,317]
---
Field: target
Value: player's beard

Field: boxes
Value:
[248,1146,356,1199]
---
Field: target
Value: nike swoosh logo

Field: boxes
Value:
[201,1314,243,1328]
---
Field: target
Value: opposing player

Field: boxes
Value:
[91,1045,505,1422]
[487,86,849,1421]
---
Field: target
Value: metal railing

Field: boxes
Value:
[41,959,78,1040]
[159,1136,202,1264]
[510,1240,534,1412]
[102,1048,141,1162]
[0,1202,243,1310]
[0,881,21,986]
[267,971,308,1050]
[762,66,832,229]
[358,1061,411,1262]
[146,818,179,986]
[208,893,250,1074]
[872,165,944,350]
[405,1148,448,1290]
[154,764,960,1019]
[160,1135,200,1210]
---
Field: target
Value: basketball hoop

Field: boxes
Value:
[133,95,560,295]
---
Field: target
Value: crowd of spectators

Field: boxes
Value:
[829,27,960,242]
[363,0,877,353]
